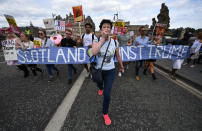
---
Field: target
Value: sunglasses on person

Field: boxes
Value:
[38,32,44,35]
[66,32,71,35]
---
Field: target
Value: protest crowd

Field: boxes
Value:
[1,9,202,126]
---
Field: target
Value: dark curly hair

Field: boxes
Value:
[85,23,92,28]
[99,19,113,30]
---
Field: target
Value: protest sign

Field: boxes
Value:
[72,5,84,22]
[4,14,20,34]
[55,20,65,31]
[113,21,125,35]
[1,39,18,61]
[43,18,55,30]
[33,38,42,48]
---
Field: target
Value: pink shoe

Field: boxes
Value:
[98,90,103,96]
[103,114,111,125]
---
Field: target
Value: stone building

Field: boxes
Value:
[64,13,95,38]
[128,24,150,35]
[112,20,149,35]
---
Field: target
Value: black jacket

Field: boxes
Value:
[61,38,76,47]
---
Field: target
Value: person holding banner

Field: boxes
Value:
[4,32,30,77]
[189,32,202,68]
[142,35,158,80]
[170,32,193,79]
[92,19,123,125]
[38,30,59,82]
[133,26,149,81]
[20,32,43,76]
[117,26,133,77]
[81,23,98,75]
[61,29,77,84]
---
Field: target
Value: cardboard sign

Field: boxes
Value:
[43,18,55,30]
[1,39,18,61]
[55,20,65,31]
[114,21,125,27]
[113,21,125,35]
[4,14,20,34]
[33,38,42,48]
[155,23,166,39]
[72,5,84,22]
[65,22,73,30]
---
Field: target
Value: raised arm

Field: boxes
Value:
[92,29,108,55]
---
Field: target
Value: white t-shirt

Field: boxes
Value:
[41,38,55,48]
[93,38,119,70]
[191,40,202,53]
[82,33,97,47]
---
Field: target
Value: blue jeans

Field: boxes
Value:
[96,69,115,114]
[45,64,58,76]
[135,60,143,76]
[68,64,76,79]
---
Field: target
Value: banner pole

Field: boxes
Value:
[79,22,81,36]
[152,23,157,40]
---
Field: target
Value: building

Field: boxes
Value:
[65,13,95,38]
[112,20,150,35]
[124,21,150,35]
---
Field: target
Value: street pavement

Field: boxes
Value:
[62,62,202,131]
[0,61,202,131]
[0,63,83,131]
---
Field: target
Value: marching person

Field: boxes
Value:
[20,32,43,76]
[38,30,59,82]
[117,25,133,77]
[81,23,98,76]
[61,29,77,84]
[133,26,149,81]
[5,32,29,77]
[170,32,193,79]
[92,19,123,125]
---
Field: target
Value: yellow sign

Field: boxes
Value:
[4,14,20,34]
[4,15,17,26]
[114,21,125,27]
[33,39,42,48]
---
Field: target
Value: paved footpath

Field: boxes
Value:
[155,59,202,90]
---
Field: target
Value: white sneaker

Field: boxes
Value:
[190,65,195,68]
[118,72,122,77]
[122,69,125,73]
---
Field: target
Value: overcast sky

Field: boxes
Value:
[0,0,202,30]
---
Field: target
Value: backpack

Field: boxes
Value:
[81,33,94,46]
